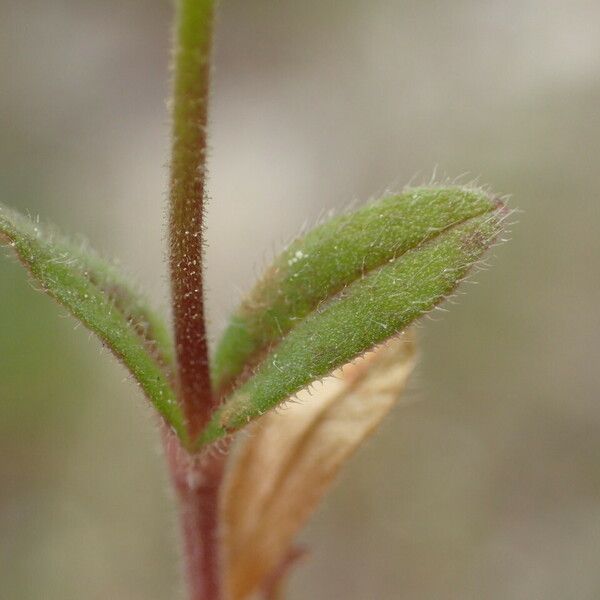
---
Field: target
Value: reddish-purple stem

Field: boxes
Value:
[169,0,216,441]
[164,431,227,600]
[167,3,222,600]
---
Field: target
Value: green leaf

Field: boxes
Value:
[0,204,186,442]
[202,186,507,446]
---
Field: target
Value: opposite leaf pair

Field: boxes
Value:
[0,185,507,452]
[1,185,507,599]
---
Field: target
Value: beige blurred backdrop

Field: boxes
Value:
[1,1,600,598]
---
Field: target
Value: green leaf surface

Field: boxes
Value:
[203,187,507,446]
[0,204,186,441]
[212,186,502,392]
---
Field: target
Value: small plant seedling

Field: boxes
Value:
[0,2,511,599]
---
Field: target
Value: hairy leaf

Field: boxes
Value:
[201,188,506,445]
[221,334,417,600]
[212,186,502,394]
[0,204,186,440]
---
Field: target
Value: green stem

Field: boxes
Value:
[169,0,216,440]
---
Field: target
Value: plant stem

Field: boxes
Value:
[168,0,216,441]
[164,431,227,600]
[167,3,222,600]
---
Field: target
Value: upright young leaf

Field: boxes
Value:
[202,188,508,446]
[212,186,503,394]
[0,204,186,441]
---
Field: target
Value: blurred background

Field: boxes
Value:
[1,0,599,598]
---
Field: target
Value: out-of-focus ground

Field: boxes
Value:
[1,1,600,598]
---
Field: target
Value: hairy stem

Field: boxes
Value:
[169,0,216,440]
[167,3,222,600]
[164,431,227,600]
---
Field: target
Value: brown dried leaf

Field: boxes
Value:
[220,332,417,600]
